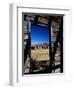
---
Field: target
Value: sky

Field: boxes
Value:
[30,25,49,45]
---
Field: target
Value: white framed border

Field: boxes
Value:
[9,4,71,86]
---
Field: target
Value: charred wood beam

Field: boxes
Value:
[59,18,63,73]
[24,34,31,64]
[52,18,63,73]
[30,19,49,28]
[48,17,53,73]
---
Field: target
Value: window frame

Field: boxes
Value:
[9,4,71,86]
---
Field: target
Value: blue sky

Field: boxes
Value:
[30,25,49,45]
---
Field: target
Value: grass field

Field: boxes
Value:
[31,49,50,61]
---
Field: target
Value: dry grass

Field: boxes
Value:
[31,49,50,61]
